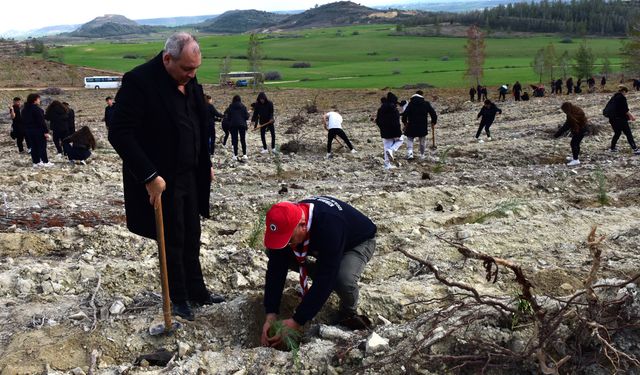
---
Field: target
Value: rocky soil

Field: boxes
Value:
[0,86,639,374]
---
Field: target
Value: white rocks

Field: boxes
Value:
[456,230,471,240]
[16,277,34,294]
[69,312,88,321]
[319,325,354,341]
[109,300,126,315]
[177,341,191,358]
[365,332,389,354]
[232,272,250,288]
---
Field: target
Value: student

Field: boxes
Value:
[205,95,223,156]
[633,79,640,91]
[480,86,488,101]
[62,126,96,164]
[476,84,482,101]
[375,92,404,170]
[62,102,76,134]
[555,79,563,95]
[225,95,250,161]
[475,99,502,143]
[401,90,437,160]
[566,77,574,94]
[513,81,522,101]
[554,102,588,166]
[498,84,508,101]
[575,79,583,94]
[45,100,69,155]
[22,93,53,167]
[252,92,276,154]
[521,92,530,101]
[260,196,377,345]
[587,76,596,93]
[323,106,356,158]
[104,96,115,129]
[469,87,477,102]
[9,97,29,153]
[601,76,607,90]
[606,85,639,155]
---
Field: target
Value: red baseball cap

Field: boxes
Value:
[264,202,303,249]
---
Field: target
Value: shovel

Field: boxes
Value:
[431,124,437,150]
[149,199,182,336]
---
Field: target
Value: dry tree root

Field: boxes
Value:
[361,226,639,374]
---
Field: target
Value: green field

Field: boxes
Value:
[51,25,626,89]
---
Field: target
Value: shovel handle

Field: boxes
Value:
[154,200,172,331]
[431,124,436,148]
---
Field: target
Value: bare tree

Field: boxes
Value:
[543,43,557,80]
[532,48,545,83]
[247,33,263,73]
[621,20,640,76]
[464,25,485,86]
[219,55,232,85]
[558,50,571,79]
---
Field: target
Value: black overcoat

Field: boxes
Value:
[402,95,437,138]
[375,102,402,139]
[108,52,212,239]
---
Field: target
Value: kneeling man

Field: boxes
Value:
[261,196,377,347]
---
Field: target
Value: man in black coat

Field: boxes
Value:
[401,90,437,160]
[607,85,639,155]
[104,96,115,129]
[108,32,224,321]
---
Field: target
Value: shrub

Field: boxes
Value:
[392,70,401,75]
[122,54,138,59]
[264,71,282,81]
[387,57,400,62]
[560,37,573,44]
[366,51,379,56]
[440,56,449,61]
[291,62,311,68]
[40,87,63,95]
[352,31,360,35]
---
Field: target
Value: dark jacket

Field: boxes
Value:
[513,82,522,93]
[21,103,48,134]
[609,93,629,122]
[44,104,68,133]
[67,108,76,134]
[104,105,116,128]
[477,103,502,125]
[11,104,24,134]
[251,94,274,126]
[264,196,377,325]
[375,99,402,139]
[225,102,249,129]
[207,103,223,134]
[402,95,437,137]
[108,52,212,239]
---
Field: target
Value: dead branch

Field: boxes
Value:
[584,225,605,304]
[89,273,101,332]
[88,349,101,375]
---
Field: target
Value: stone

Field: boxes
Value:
[319,325,353,341]
[365,332,389,354]
[456,230,471,240]
[232,272,250,288]
[178,341,191,358]
[434,203,444,212]
[69,312,88,321]
[109,300,126,315]
[559,283,574,293]
[70,367,86,375]
[16,278,34,294]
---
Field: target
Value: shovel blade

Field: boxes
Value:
[149,321,183,336]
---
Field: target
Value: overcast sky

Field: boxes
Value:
[1,0,410,32]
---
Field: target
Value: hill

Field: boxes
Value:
[136,14,218,27]
[277,1,376,29]
[197,10,288,33]
[70,14,156,38]
[0,56,117,88]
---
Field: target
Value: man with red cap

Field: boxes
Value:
[261,196,377,347]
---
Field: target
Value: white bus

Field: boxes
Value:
[84,76,122,89]
[219,71,264,87]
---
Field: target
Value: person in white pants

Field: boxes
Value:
[375,93,404,170]
[402,90,437,160]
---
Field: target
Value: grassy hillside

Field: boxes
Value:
[51,24,626,89]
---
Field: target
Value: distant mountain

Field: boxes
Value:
[1,24,79,39]
[377,0,541,12]
[136,15,217,27]
[70,14,156,37]
[196,10,288,33]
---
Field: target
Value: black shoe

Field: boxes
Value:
[334,313,373,330]
[172,302,194,321]
[190,293,226,307]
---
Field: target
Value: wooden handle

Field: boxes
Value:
[154,200,172,330]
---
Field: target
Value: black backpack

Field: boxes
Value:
[602,97,614,118]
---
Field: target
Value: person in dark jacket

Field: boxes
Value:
[498,84,508,101]
[62,126,96,164]
[480,86,488,101]
[469,87,477,102]
[601,76,607,90]
[401,90,437,160]
[555,79,563,95]
[9,97,30,153]
[63,102,75,134]
[205,95,223,156]
[104,96,115,129]
[45,100,69,155]
[22,93,52,167]
[252,92,276,154]
[108,32,224,322]
[375,92,404,170]
[225,95,250,161]
[476,84,482,101]
[607,85,639,154]
[475,100,502,142]
[587,76,596,93]
[261,196,377,346]
[554,102,588,166]
[633,79,640,91]
[513,81,522,101]
[566,77,574,94]
[575,78,583,94]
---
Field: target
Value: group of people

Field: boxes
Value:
[9,95,96,167]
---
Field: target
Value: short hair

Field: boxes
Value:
[26,93,40,104]
[164,32,200,59]
[13,97,21,102]
[618,85,629,93]
[105,96,112,101]
[205,94,212,100]
[232,95,241,103]
[484,99,492,105]
[62,102,69,106]
[416,90,424,96]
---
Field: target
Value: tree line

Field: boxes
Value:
[404,0,639,36]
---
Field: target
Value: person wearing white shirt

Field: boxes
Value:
[323,107,356,158]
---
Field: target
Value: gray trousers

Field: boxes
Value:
[292,238,376,316]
